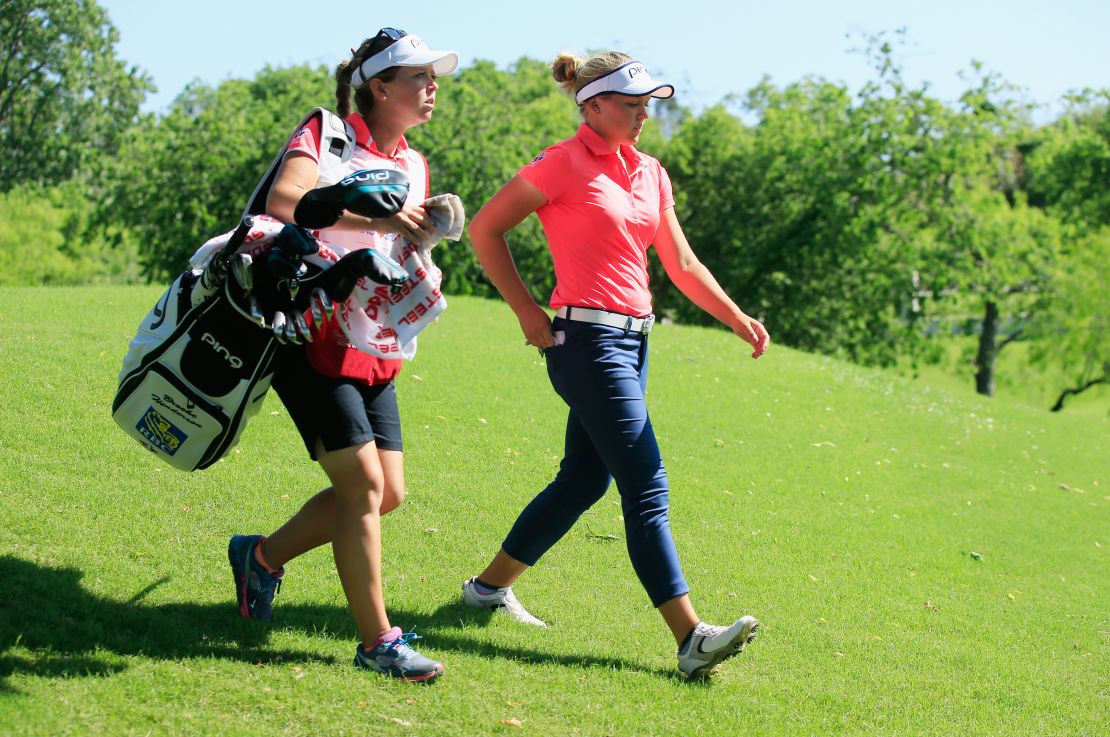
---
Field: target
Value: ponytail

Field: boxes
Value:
[335,58,357,117]
[552,52,584,96]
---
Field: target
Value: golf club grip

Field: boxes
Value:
[218,216,256,264]
[212,214,255,266]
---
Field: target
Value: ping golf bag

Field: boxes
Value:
[112,168,411,471]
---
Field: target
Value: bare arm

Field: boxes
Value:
[264,151,432,241]
[466,175,555,349]
[653,207,770,358]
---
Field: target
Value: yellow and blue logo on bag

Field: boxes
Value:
[137,406,186,455]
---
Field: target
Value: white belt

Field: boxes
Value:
[555,306,655,335]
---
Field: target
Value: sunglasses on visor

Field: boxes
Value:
[375,27,407,43]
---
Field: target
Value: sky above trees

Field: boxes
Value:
[100,0,1109,121]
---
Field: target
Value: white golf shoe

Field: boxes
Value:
[461,576,548,627]
[677,616,760,679]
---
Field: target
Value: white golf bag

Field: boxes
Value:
[112,220,282,471]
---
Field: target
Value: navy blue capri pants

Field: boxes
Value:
[502,315,690,607]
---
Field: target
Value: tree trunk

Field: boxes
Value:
[975,301,999,397]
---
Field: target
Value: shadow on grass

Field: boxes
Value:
[0,555,700,691]
[278,599,682,681]
[0,555,334,693]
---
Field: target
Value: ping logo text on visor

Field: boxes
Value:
[575,61,676,105]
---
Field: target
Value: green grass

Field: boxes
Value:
[0,286,1106,737]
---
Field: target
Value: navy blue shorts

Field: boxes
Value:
[272,347,403,460]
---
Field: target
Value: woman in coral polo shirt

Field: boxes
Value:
[462,51,771,680]
[227,27,454,682]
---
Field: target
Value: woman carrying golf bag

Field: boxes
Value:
[460,51,771,679]
[228,27,458,682]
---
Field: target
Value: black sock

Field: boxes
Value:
[474,578,502,593]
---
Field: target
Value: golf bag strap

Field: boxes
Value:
[241,108,356,219]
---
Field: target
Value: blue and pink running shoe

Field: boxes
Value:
[354,627,444,682]
[228,534,283,621]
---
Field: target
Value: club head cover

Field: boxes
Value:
[294,168,411,229]
[315,248,409,303]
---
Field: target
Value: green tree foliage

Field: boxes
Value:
[665,39,1075,402]
[1025,91,1110,230]
[0,182,139,284]
[668,64,975,367]
[915,69,1064,397]
[0,0,152,191]
[98,66,332,279]
[658,104,751,321]
[1022,96,1110,407]
[1035,227,1109,410]
[931,187,1062,396]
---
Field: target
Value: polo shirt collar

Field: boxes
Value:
[346,113,409,158]
[576,123,643,167]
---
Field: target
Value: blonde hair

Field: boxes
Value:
[552,51,634,103]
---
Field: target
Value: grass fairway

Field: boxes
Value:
[0,286,1106,737]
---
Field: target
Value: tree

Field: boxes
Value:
[1023,96,1110,409]
[656,104,751,323]
[929,186,1062,396]
[1035,228,1109,411]
[666,56,971,367]
[0,0,152,191]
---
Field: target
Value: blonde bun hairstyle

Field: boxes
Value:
[552,50,633,104]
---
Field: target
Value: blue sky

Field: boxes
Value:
[101,0,1107,121]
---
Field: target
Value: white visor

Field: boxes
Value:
[574,61,675,105]
[351,35,459,87]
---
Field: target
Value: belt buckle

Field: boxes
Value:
[640,314,655,334]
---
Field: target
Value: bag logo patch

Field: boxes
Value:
[137,407,187,455]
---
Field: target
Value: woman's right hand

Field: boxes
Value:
[370,203,433,242]
[517,302,555,350]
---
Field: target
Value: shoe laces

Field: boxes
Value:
[381,632,422,659]
[696,621,727,636]
[251,570,282,596]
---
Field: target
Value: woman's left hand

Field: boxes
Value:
[732,313,770,358]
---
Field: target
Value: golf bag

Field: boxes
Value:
[112,219,281,471]
[112,164,412,471]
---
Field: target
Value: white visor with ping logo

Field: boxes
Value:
[574,61,675,105]
[352,35,459,87]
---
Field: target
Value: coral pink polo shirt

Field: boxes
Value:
[518,123,675,317]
